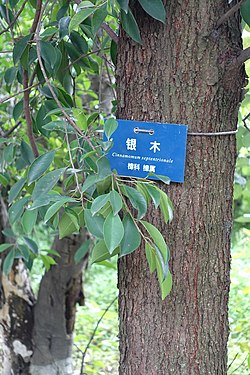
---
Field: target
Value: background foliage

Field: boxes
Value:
[0,0,249,374]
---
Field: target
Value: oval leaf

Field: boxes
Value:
[32,168,65,200]
[104,212,124,254]
[74,240,90,264]
[69,8,96,33]
[22,209,38,234]
[110,190,123,215]
[84,209,104,238]
[28,151,55,185]
[138,0,166,23]
[120,8,142,44]
[91,193,110,216]
[124,185,147,219]
[141,220,169,263]
[9,177,27,203]
[120,214,141,257]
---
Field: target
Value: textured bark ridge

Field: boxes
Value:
[117,1,245,375]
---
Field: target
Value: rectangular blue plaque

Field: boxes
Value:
[105,119,188,183]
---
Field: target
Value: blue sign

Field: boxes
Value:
[105,119,188,183]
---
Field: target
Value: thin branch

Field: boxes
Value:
[3,121,22,137]
[227,353,239,371]
[0,0,28,36]
[216,0,245,29]
[30,0,42,34]
[242,112,250,131]
[23,70,39,157]
[235,47,250,66]
[65,48,107,72]
[101,22,119,44]
[0,82,40,104]
[5,0,15,42]
[80,296,118,375]
[229,355,248,374]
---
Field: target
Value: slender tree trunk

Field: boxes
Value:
[117,2,245,374]
[0,192,88,375]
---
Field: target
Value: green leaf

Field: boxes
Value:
[120,214,141,256]
[0,243,13,253]
[30,194,61,210]
[32,168,65,200]
[40,254,57,271]
[69,31,88,54]
[22,209,38,234]
[97,156,112,179]
[110,190,123,215]
[155,245,169,283]
[104,212,124,253]
[42,121,75,133]
[44,197,75,223]
[84,209,104,238]
[241,0,250,27]
[59,212,80,239]
[82,174,98,193]
[69,8,96,33]
[161,271,172,300]
[13,34,31,65]
[147,172,170,184]
[59,16,71,38]
[74,240,90,264]
[104,118,118,140]
[141,220,169,262]
[124,185,147,219]
[28,151,55,185]
[4,67,17,86]
[9,196,30,224]
[3,144,14,164]
[145,242,156,273]
[92,3,107,33]
[40,41,58,70]
[91,193,110,216]
[90,239,110,264]
[159,190,173,223]
[23,236,38,254]
[0,173,9,187]
[120,8,142,44]
[13,99,24,121]
[8,177,27,203]
[137,0,166,23]
[143,183,161,208]
[21,140,34,164]
[117,0,129,13]
[3,249,15,274]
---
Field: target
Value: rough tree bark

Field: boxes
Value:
[0,192,88,375]
[117,1,245,375]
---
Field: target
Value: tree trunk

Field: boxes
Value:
[0,192,88,375]
[117,2,245,375]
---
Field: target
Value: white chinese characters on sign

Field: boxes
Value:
[126,138,137,151]
[143,165,156,173]
[149,141,161,153]
[128,163,140,171]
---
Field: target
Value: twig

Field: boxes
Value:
[65,48,107,72]
[242,112,250,131]
[0,82,40,104]
[216,0,245,29]
[227,353,239,371]
[101,22,119,44]
[235,47,250,66]
[229,355,248,374]
[3,121,22,137]
[0,0,28,36]
[5,0,15,42]
[30,0,42,34]
[80,296,118,375]
[23,70,39,157]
